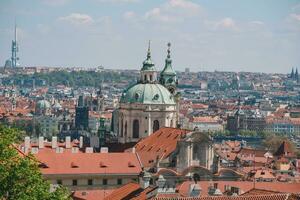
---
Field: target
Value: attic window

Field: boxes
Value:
[174,135,179,139]
[135,93,139,100]
[156,148,161,152]
[261,171,265,175]
[167,133,172,138]
[128,162,135,168]
[100,162,107,168]
[38,163,48,168]
[71,162,79,168]
[148,146,153,152]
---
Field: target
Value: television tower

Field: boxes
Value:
[11,21,19,67]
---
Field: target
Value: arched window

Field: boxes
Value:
[125,121,127,138]
[120,118,124,137]
[150,75,153,81]
[153,120,160,132]
[133,120,139,138]
[144,75,147,82]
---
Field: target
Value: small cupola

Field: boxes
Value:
[140,40,157,84]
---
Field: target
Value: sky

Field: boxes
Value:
[0,0,300,73]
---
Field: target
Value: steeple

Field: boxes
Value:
[160,42,177,94]
[291,68,295,79]
[140,40,157,83]
[141,40,155,71]
[295,68,299,82]
[11,20,19,68]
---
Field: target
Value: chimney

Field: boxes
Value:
[65,136,71,149]
[31,147,39,154]
[189,183,201,197]
[72,147,79,153]
[100,147,108,153]
[79,136,83,148]
[132,147,136,153]
[156,175,166,192]
[25,136,30,150]
[56,147,64,153]
[85,147,93,153]
[140,171,151,189]
[38,136,44,149]
[52,136,57,149]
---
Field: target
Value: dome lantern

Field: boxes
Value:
[140,40,157,84]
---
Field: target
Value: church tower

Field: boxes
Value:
[160,43,177,94]
[140,41,158,84]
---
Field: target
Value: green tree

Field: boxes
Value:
[262,134,296,153]
[0,125,70,200]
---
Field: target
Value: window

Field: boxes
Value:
[57,180,62,185]
[103,179,107,185]
[120,118,123,137]
[117,179,122,185]
[125,122,127,138]
[132,120,139,138]
[153,120,159,132]
[88,179,93,185]
[72,179,77,186]
[150,75,152,81]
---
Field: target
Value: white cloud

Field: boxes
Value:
[166,0,201,15]
[290,13,300,22]
[144,0,202,23]
[215,17,238,31]
[250,21,264,26]
[145,7,181,23]
[59,13,94,25]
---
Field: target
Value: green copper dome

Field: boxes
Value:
[120,83,175,105]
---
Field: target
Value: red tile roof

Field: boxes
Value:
[176,181,300,197]
[33,149,142,175]
[103,182,154,200]
[134,127,190,168]
[72,189,115,200]
[152,194,297,200]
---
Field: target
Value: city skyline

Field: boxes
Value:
[0,0,300,73]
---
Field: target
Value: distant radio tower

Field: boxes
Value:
[11,21,19,68]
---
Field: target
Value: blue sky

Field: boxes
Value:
[0,0,300,73]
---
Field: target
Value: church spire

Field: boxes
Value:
[140,41,157,83]
[160,42,177,94]
[147,40,151,59]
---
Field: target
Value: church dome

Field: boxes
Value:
[36,100,51,110]
[120,83,175,105]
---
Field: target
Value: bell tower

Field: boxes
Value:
[160,42,177,94]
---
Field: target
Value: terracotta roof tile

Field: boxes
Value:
[134,127,190,168]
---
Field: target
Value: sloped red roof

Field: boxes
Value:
[72,189,115,200]
[104,183,145,200]
[176,181,300,198]
[153,193,299,200]
[34,150,142,175]
[134,127,190,168]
